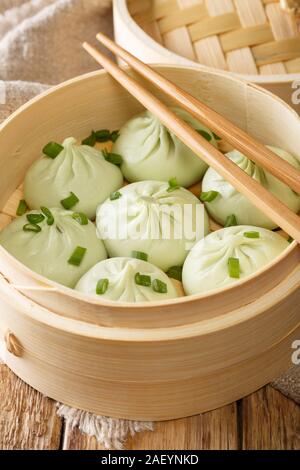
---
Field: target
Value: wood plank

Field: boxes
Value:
[0,365,62,450]
[62,404,238,450]
[242,386,300,450]
[127,405,238,449]
[1,373,299,450]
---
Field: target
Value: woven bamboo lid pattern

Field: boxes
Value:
[127,0,300,75]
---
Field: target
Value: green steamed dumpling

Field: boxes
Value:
[113,107,217,187]
[202,146,300,229]
[182,226,289,295]
[24,137,123,220]
[96,180,210,272]
[76,257,179,302]
[0,208,107,288]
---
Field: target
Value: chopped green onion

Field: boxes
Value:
[152,279,168,294]
[43,142,64,159]
[167,177,180,192]
[72,212,89,225]
[95,129,111,142]
[56,224,63,234]
[23,223,41,233]
[228,257,240,279]
[166,266,182,282]
[225,214,238,227]
[212,132,221,141]
[110,130,120,142]
[135,272,151,287]
[288,236,294,244]
[82,129,120,144]
[103,149,123,166]
[197,129,212,142]
[41,207,54,225]
[110,191,122,201]
[82,131,97,147]
[96,278,109,295]
[61,192,79,210]
[200,191,219,203]
[16,199,28,216]
[244,231,260,239]
[132,251,148,262]
[26,213,45,224]
[68,246,87,266]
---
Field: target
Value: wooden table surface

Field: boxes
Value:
[0,363,299,450]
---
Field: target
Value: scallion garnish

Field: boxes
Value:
[167,177,180,192]
[82,131,97,147]
[244,231,260,239]
[82,129,120,145]
[43,142,64,159]
[135,272,151,287]
[225,214,237,227]
[197,129,212,142]
[26,213,45,224]
[41,207,54,225]
[288,236,294,244]
[23,223,41,233]
[200,191,219,203]
[68,246,87,266]
[16,199,28,216]
[110,191,122,201]
[110,130,120,143]
[132,251,148,262]
[152,279,168,294]
[95,129,111,142]
[166,266,182,282]
[72,212,89,225]
[103,149,123,166]
[212,132,221,141]
[61,192,79,210]
[96,278,109,295]
[228,257,240,279]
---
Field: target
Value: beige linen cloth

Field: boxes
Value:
[0,0,299,450]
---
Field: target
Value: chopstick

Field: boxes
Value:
[96,32,300,195]
[82,41,300,243]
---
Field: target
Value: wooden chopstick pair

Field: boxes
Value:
[83,33,300,243]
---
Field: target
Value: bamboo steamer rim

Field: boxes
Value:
[0,67,298,311]
[0,229,297,310]
[115,0,300,83]
[1,261,299,342]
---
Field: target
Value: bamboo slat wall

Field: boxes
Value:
[127,0,300,75]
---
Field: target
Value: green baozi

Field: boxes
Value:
[75,257,179,302]
[0,208,107,288]
[113,107,217,187]
[96,181,210,272]
[24,137,123,220]
[202,146,300,229]
[182,226,289,296]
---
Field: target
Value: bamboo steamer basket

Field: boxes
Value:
[0,66,299,420]
[114,0,300,111]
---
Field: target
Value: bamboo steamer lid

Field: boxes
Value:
[126,0,300,76]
